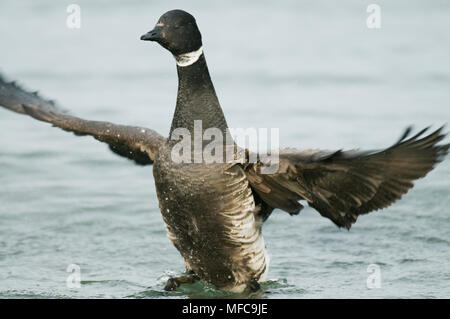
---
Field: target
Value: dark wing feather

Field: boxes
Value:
[245,127,449,229]
[0,74,165,165]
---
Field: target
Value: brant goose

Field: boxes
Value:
[0,9,448,293]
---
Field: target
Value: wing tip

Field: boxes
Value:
[1,72,65,114]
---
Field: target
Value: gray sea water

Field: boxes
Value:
[0,0,449,298]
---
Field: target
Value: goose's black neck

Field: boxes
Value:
[170,53,228,136]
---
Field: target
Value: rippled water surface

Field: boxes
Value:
[0,0,449,298]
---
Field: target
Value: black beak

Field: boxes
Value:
[140,26,163,41]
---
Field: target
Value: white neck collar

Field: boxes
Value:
[174,46,203,67]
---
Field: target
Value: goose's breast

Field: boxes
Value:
[153,148,268,290]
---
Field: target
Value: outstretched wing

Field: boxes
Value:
[245,127,449,229]
[0,74,166,165]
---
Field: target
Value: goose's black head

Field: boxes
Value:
[140,10,202,56]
